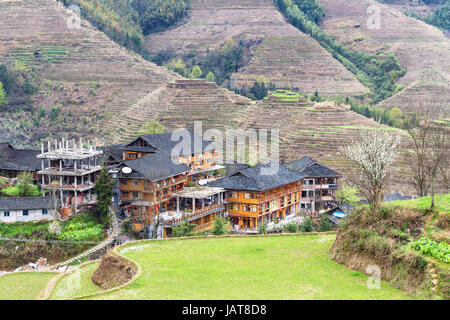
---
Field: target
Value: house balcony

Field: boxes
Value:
[38,165,101,177]
[163,204,225,226]
[42,183,95,192]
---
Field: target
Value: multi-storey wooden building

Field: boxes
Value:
[208,164,304,230]
[117,130,222,232]
[121,130,220,182]
[284,157,342,213]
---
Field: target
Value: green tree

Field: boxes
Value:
[339,182,360,206]
[94,165,114,225]
[300,217,314,232]
[211,215,230,235]
[190,65,202,79]
[389,107,403,124]
[16,171,34,196]
[0,82,5,107]
[137,120,165,135]
[206,71,215,83]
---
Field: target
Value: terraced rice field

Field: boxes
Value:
[318,0,450,115]
[145,0,369,96]
[0,0,179,145]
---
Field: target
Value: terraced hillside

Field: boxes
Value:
[110,80,412,194]
[106,79,254,144]
[145,0,369,97]
[240,96,412,194]
[318,0,450,115]
[0,0,179,146]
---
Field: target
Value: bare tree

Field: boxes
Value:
[340,127,401,208]
[404,101,449,209]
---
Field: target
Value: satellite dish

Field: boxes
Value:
[122,167,132,174]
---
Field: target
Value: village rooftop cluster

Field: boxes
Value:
[0,130,343,238]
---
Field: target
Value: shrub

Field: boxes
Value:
[319,215,333,232]
[410,237,450,263]
[300,217,314,232]
[211,215,230,235]
[284,222,299,233]
[16,172,36,197]
[258,222,268,234]
[172,221,196,237]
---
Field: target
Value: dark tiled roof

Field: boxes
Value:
[207,163,303,192]
[284,156,342,178]
[121,151,190,182]
[0,143,41,172]
[100,144,124,162]
[0,196,53,210]
[125,129,213,157]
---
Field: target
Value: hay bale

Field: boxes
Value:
[92,254,136,290]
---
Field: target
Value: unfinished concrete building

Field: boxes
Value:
[37,138,103,218]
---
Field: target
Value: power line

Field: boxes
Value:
[0,237,102,245]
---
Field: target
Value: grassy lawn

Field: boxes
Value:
[90,234,419,300]
[387,194,450,214]
[49,262,102,300]
[0,272,56,300]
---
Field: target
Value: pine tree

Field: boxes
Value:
[94,165,114,225]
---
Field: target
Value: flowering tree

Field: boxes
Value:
[340,128,401,208]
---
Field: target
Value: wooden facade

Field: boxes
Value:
[225,181,302,230]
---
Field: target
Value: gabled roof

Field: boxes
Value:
[0,196,53,211]
[207,163,303,192]
[100,144,124,162]
[284,156,342,178]
[121,151,190,182]
[0,143,41,172]
[124,130,213,156]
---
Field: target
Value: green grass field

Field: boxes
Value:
[0,272,56,300]
[387,194,450,214]
[88,234,419,300]
[49,262,102,300]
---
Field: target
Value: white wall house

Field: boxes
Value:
[0,196,54,223]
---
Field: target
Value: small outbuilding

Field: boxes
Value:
[0,196,54,223]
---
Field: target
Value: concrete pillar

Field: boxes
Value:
[202,198,205,209]
[192,198,195,214]
[176,197,179,213]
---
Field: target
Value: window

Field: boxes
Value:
[133,180,139,186]
[251,205,257,212]
[42,209,48,215]
[120,180,127,185]
[132,192,139,198]
[3,211,9,217]
[244,193,250,199]
[23,210,29,216]
[232,192,238,198]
